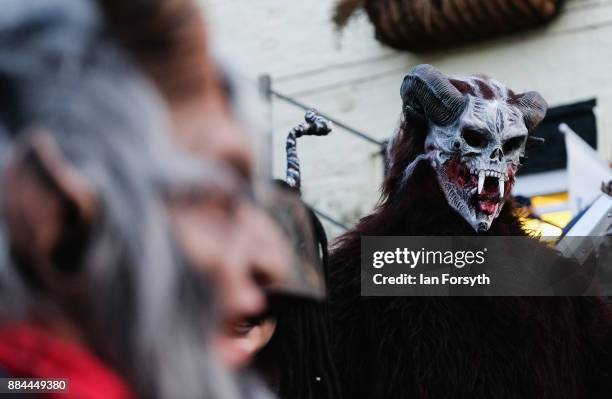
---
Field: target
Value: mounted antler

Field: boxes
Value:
[400,64,467,126]
[286,110,332,191]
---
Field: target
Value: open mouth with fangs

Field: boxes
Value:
[443,157,515,217]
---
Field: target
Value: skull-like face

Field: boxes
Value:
[400,65,547,232]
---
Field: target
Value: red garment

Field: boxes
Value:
[0,324,136,399]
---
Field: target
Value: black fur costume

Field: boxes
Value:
[328,115,612,399]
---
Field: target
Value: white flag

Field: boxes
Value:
[560,123,612,214]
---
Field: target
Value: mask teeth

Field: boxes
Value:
[475,169,506,195]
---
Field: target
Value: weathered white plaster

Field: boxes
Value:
[201,0,612,237]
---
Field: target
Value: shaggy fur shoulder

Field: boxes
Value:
[328,166,612,399]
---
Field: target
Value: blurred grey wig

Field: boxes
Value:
[0,1,266,398]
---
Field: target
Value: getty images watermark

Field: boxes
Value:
[372,246,490,287]
[361,236,612,296]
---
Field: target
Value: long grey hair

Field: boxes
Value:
[0,1,269,398]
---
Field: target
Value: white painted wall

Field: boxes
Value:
[201,0,612,237]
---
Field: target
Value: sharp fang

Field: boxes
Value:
[498,177,505,197]
[478,170,485,194]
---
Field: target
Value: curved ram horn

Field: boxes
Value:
[515,91,548,133]
[400,64,466,126]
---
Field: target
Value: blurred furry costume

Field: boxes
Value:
[0,1,271,399]
[253,112,341,399]
[328,66,612,399]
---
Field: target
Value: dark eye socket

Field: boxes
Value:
[461,128,487,148]
[227,315,268,336]
[503,136,526,153]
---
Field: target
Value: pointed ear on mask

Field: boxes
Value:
[2,130,98,293]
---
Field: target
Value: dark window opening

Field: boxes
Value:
[519,98,597,176]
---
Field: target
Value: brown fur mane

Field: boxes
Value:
[97,0,216,103]
[327,117,612,399]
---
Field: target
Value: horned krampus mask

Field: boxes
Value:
[399,64,547,232]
